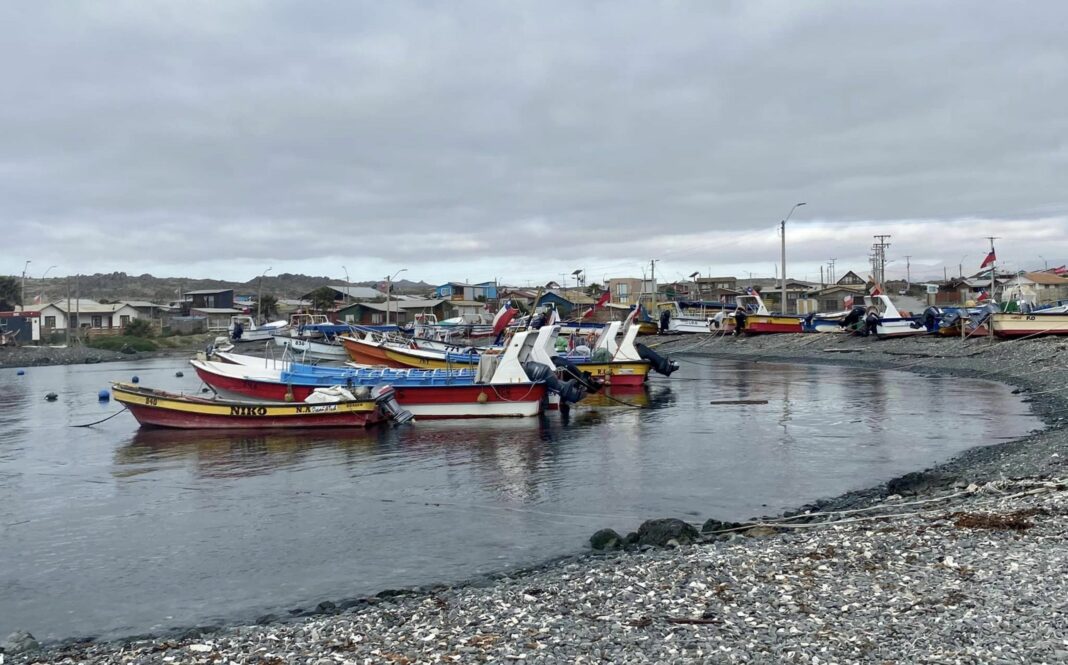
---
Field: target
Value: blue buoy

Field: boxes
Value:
[17,369,25,376]
[131,375,140,384]
[175,371,184,378]
[45,392,58,402]
[98,389,110,402]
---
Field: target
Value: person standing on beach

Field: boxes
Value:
[732,307,748,336]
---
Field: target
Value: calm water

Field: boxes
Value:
[0,356,1038,642]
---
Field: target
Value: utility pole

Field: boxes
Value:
[871,235,892,286]
[780,203,806,315]
[904,255,911,287]
[986,236,999,340]
[820,265,825,289]
[20,260,30,312]
[650,259,659,309]
[827,258,837,285]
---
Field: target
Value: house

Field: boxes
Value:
[803,285,867,313]
[189,307,246,331]
[534,289,597,318]
[497,287,539,308]
[1020,272,1068,304]
[837,271,867,287]
[337,298,451,326]
[606,278,652,306]
[433,282,498,302]
[185,289,235,310]
[737,278,817,314]
[300,285,386,303]
[693,277,740,303]
[36,300,144,335]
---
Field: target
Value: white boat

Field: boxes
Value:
[272,335,350,361]
[656,302,718,333]
[229,315,289,343]
[865,295,925,338]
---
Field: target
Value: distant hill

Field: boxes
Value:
[17,272,434,304]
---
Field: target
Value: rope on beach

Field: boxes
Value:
[70,406,128,428]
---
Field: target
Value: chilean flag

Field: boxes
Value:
[582,291,611,319]
[980,250,996,269]
[492,301,517,335]
[977,289,990,302]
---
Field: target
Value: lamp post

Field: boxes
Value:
[386,268,407,325]
[780,202,806,314]
[1039,255,1048,270]
[689,271,700,298]
[958,255,967,278]
[257,266,272,322]
[342,265,350,304]
[20,260,31,311]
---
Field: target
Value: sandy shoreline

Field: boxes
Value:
[5,332,1067,662]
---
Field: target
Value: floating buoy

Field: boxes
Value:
[45,392,58,401]
[477,391,489,404]
[131,375,140,384]
[175,371,184,378]
[16,369,25,376]
[98,389,110,402]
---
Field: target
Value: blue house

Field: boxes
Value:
[433,281,498,301]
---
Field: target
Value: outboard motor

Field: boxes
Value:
[231,321,244,341]
[659,308,671,333]
[634,342,680,377]
[523,361,588,405]
[547,357,603,394]
[371,385,415,425]
[840,306,864,329]
[922,306,940,332]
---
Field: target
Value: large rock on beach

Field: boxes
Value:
[589,528,623,550]
[2,630,40,655]
[886,471,956,496]
[636,518,699,547]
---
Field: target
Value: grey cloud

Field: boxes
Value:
[3,1,1068,280]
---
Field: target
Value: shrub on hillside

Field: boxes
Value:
[123,319,154,338]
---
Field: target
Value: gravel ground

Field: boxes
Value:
[4,332,1068,663]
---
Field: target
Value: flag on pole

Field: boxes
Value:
[980,250,996,269]
[492,301,517,335]
[843,295,854,309]
[33,294,42,305]
[582,291,611,319]
[977,289,990,302]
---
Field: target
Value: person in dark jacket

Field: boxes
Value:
[732,307,748,336]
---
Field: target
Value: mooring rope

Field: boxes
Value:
[70,406,128,428]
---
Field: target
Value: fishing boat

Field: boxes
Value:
[862,295,927,338]
[229,315,289,343]
[272,335,349,361]
[556,316,678,386]
[110,383,409,429]
[989,312,1068,338]
[193,330,573,418]
[722,292,803,334]
[655,301,720,334]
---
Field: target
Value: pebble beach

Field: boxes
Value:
[5,332,1068,664]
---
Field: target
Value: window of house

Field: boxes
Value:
[616,284,630,298]
[44,316,56,328]
[371,313,384,324]
[120,315,131,327]
[91,315,103,328]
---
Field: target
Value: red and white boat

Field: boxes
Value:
[990,311,1068,338]
[193,330,552,418]
[724,292,803,334]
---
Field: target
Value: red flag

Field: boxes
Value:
[582,291,611,319]
[492,302,517,335]
[980,250,996,269]
[843,295,854,309]
[977,290,989,302]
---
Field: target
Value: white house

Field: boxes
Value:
[37,299,143,334]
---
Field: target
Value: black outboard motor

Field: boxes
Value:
[863,310,881,337]
[548,357,603,394]
[840,306,864,329]
[231,321,244,341]
[659,308,671,333]
[922,306,940,332]
[523,361,588,405]
[371,385,415,425]
[635,342,680,377]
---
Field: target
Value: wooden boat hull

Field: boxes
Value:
[340,335,410,368]
[192,364,546,418]
[990,313,1068,338]
[111,383,385,429]
[571,361,651,387]
[743,316,803,334]
[381,345,480,369]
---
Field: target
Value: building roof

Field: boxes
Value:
[45,300,139,314]
[543,289,596,304]
[451,299,488,307]
[325,285,386,299]
[185,288,234,295]
[121,300,164,308]
[1023,271,1068,286]
[339,298,446,314]
[190,307,245,314]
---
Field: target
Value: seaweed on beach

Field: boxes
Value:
[948,508,1046,531]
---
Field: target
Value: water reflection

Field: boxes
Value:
[0,358,1040,643]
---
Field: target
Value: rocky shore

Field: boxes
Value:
[0,338,211,370]
[5,332,1067,663]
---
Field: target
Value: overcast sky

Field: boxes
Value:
[4,1,1067,286]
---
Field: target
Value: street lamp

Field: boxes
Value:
[257,266,272,322]
[780,202,806,314]
[386,268,407,326]
[1039,255,1048,270]
[20,260,31,311]
[42,265,57,280]
[342,265,350,304]
[571,268,584,292]
[958,255,967,278]
[689,271,700,298]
